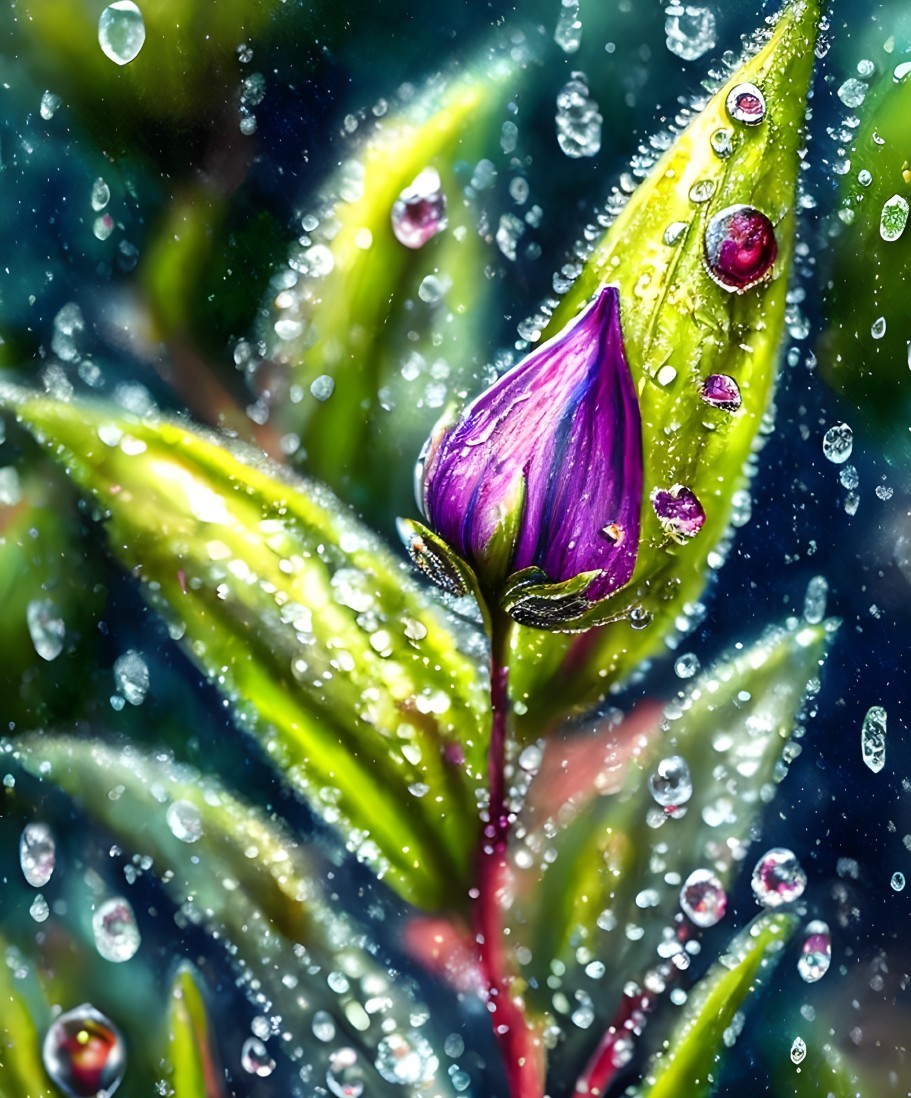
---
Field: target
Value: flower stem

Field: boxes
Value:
[573,985,654,1096]
[473,616,544,1098]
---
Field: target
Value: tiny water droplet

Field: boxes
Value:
[673,653,700,680]
[92,897,141,963]
[871,316,887,340]
[751,848,807,907]
[710,127,734,158]
[98,1,146,66]
[27,598,66,661]
[688,179,716,204]
[699,373,741,411]
[797,920,831,983]
[664,5,716,61]
[391,168,447,249]
[790,1036,807,1065]
[663,220,689,246]
[648,755,693,806]
[880,194,909,242]
[725,82,766,126]
[42,1005,126,1098]
[803,575,828,624]
[374,1031,439,1086]
[554,0,582,54]
[241,1036,275,1077]
[861,705,886,773]
[312,1011,336,1042]
[704,205,777,292]
[822,422,853,465]
[310,374,335,401]
[40,90,62,120]
[166,800,203,843]
[113,650,149,706]
[91,179,111,212]
[891,871,905,892]
[20,822,56,887]
[327,1047,367,1098]
[30,894,50,923]
[837,77,868,108]
[555,73,602,159]
[679,868,727,928]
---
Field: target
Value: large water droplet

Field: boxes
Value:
[92,897,141,963]
[555,73,602,159]
[837,77,867,109]
[725,82,766,125]
[880,194,909,242]
[241,1036,275,1077]
[43,1005,126,1098]
[651,485,706,541]
[374,1031,439,1086]
[27,598,66,661]
[822,422,853,465]
[704,205,777,292]
[327,1047,367,1098]
[665,4,716,61]
[790,1036,807,1065]
[648,755,693,808]
[98,1,146,66]
[699,373,741,411]
[751,848,806,907]
[679,868,727,928]
[797,920,831,983]
[861,705,886,773]
[390,168,447,249]
[20,822,56,887]
[113,650,149,706]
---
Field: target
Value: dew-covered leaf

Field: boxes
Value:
[510,618,833,1032]
[820,63,911,459]
[630,912,797,1098]
[166,964,227,1098]
[261,59,520,524]
[0,389,490,910]
[509,0,822,728]
[8,734,463,1097]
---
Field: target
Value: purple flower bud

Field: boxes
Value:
[416,287,643,623]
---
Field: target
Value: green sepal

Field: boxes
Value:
[508,0,823,730]
[500,566,607,631]
[0,386,489,911]
[167,964,226,1098]
[632,912,797,1097]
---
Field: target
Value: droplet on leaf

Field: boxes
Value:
[703,205,777,292]
[20,822,56,887]
[391,168,448,249]
[725,82,766,126]
[751,848,806,907]
[98,1,146,66]
[42,1005,126,1098]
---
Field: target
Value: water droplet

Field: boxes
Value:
[700,373,741,411]
[30,894,50,923]
[679,868,727,928]
[790,1036,807,1065]
[704,205,777,292]
[27,598,66,661]
[674,653,700,680]
[375,1031,439,1086]
[651,485,706,541]
[166,800,203,843]
[310,374,335,401]
[93,214,115,241]
[40,91,62,120]
[803,575,828,624]
[327,1047,367,1098]
[42,1005,126,1098]
[797,920,831,983]
[312,1011,336,1042]
[390,168,447,249]
[894,60,911,83]
[113,650,149,706]
[725,82,766,126]
[665,4,716,61]
[710,127,734,158]
[241,1036,275,1077]
[822,422,853,465]
[649,755,693,807]
[555,73,603,159]
[857,168,872,187]
[837,77,867,108]
[880,194,909,242]
[871,316,887,339]
[20,822,56,887]
[688,179,716,204]
[891,871,905,892]
[554,0,582,54]
[861,705,886,773]
[663,221,689,246]
[751,848,807,907]
[91,179,111,212]
[92,897,141,963]
[98,1,146,66]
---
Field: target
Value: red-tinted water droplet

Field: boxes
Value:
[725,81,766,125]
[651,485,706,541]
[751,847,807,907]
[43,1005,126,1097]
[391,168,448,249]
[700,373,742,411]
[679,868,727,928]
[704,204,777,293]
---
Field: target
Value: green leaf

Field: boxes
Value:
[1,388,489,910]
[820,62,911,459]
[510,617,834,1022]
[632,912,797,1098]
[167,965,226,1098]
[261,59,520,524]
[508,0,823,730]
[0,939,53,1098]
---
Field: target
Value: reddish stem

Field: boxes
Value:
[473,621,545,1098]
[574,984,656,1096]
